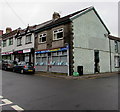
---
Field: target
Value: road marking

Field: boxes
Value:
[0,99,13,106]
[11,105,24,111]
[1,96,24,111]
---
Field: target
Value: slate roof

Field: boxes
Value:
[2,29,18,40]
[2,6,110,39]
[35,7,92,33]
[35,6,110,34]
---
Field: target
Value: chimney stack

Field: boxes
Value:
[52,12,60,21]
[0,30,3,36]
[6,27,12,33]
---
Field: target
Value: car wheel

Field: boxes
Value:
[20,69,24,74]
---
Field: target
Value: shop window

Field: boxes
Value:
[36,53,47,65]
[52,56,59,65]
[62,51,67,55]
[52,52,57,56]
[9,38,13,45]
[17,37,22,46]
[60,56,67,66]
[115,41,118,53]
[50,61,56,65]
[26,35,31,44]
[36,57,42,65]
[53,28,64,40]
[114,56,120,68]
[3,40,7,47]
[57,51,62,56]
[39,33,47,43]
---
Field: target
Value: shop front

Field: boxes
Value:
[13,48,34,63]
[1,51,14,60]
[35,47,68,73]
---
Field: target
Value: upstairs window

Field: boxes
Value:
[3,40,7,47]
[115,41,118,53]
[17,37,22,46]
[9,38,13,45]
[39,33,47,43]
[26,35,31,44]
[53,28,63,40]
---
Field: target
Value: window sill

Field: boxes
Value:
[17,44,22,47]
[25,42,32,44]
[115,66,120,68]
[53,38,63,41]
[38,42,47,44]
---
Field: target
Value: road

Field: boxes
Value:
[1,70,119,111]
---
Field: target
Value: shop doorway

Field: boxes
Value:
[94,50,100,73]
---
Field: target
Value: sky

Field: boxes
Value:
[0,0,119,37]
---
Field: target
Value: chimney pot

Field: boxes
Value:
[6,27,12,33]
[52,12,60,20]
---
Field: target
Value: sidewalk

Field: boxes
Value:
[35,71,119,80]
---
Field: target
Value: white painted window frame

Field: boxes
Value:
[26,34,32,44]
[17,37,22,46]
[53,28,64,40]
[39,33,47,43]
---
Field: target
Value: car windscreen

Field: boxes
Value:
[26,62,34,66]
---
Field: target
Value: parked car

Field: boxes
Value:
[13,61,35,74]
[2,60,15,71]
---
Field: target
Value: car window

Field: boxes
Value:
[26,62,33,66]
[18,62,21,65]
[21,62,26,65]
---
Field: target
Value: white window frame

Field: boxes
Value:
[39,33,47,43]
[17,37,22,46]
[53,28,64,40]
[9,37,13,46]
[3,40,7,47]
[26,35,32,44]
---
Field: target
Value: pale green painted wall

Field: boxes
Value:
[72,10,111,74]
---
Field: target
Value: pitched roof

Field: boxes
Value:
[108,35,120,42]
[35,6,110,34]
[2,29,18,40]
[35,6,92,33]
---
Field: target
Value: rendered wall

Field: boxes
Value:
[72,10,111,74]
[14,33,34,51]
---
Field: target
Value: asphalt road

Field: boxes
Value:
[1,70,119,111]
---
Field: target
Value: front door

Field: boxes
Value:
[94,50,100,73]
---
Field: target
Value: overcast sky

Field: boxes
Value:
[0,0,119,36]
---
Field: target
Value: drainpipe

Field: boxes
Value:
[109,38,112,72]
